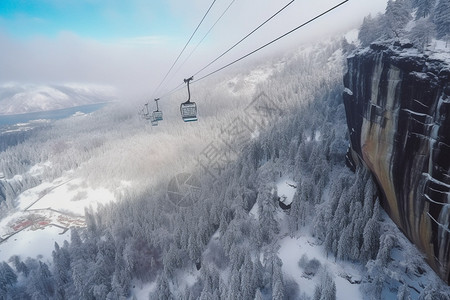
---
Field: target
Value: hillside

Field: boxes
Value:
[0,83,116,115]
[1,1,450,297]
[0,33,449,299]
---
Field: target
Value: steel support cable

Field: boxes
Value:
[193,0,296,78]
[152,0,218,98]
[173,0,238,78]
[194,0,349,83]
[156,0,236,100]
[157,0,294,99]
[159,82,185,99]
[156,0,291,100]
[157,0,348,100]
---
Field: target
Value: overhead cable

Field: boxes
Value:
[153,0,218,97]
[156,0,349,99]
[193,0,296,78]
[174,0,238,77]
[194,0,349,83]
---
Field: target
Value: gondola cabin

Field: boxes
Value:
[153,98,163,121]
[152,110,163,122]
[150,116,158,126]
[180,102,197,122]
[143,103,151,120]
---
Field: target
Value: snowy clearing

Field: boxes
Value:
[0,225,70,263]
[278,234,363,300]
[0,174,124,264]
[276,177,297,207]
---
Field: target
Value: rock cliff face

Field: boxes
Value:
[343,42,450,283]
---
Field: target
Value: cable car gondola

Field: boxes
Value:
[180,77,198,122]
[143,103,151,120]
[152,98,163,121]
[150,116,158,126]
[143,103,158,126]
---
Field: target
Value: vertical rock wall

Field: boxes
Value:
[343,42,450,283]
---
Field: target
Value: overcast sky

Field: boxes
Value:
[0,0,388,98]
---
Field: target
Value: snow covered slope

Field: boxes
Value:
[0,83,116,115]
[1,30,448,299]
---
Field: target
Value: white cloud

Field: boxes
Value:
[0,0,388,100]
[118,35,174,46]
[0,30,181,97]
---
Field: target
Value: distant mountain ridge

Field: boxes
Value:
[0,83,116,115]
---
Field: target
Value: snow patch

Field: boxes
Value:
[429,40,450,64]
[344,28,359,45]
[276,177,297,207]
[278,235,363,300]
[344,88,353,96]
[0,224,70,263]
[28,161,52,177]
[130,280,156,300]
[72,111,86,117]
[226,66,275,96]
[314,130,322,142]
[411,71,429,80]
[249,201,259,219]
[27,178,116,216]
[401,109,429,117]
